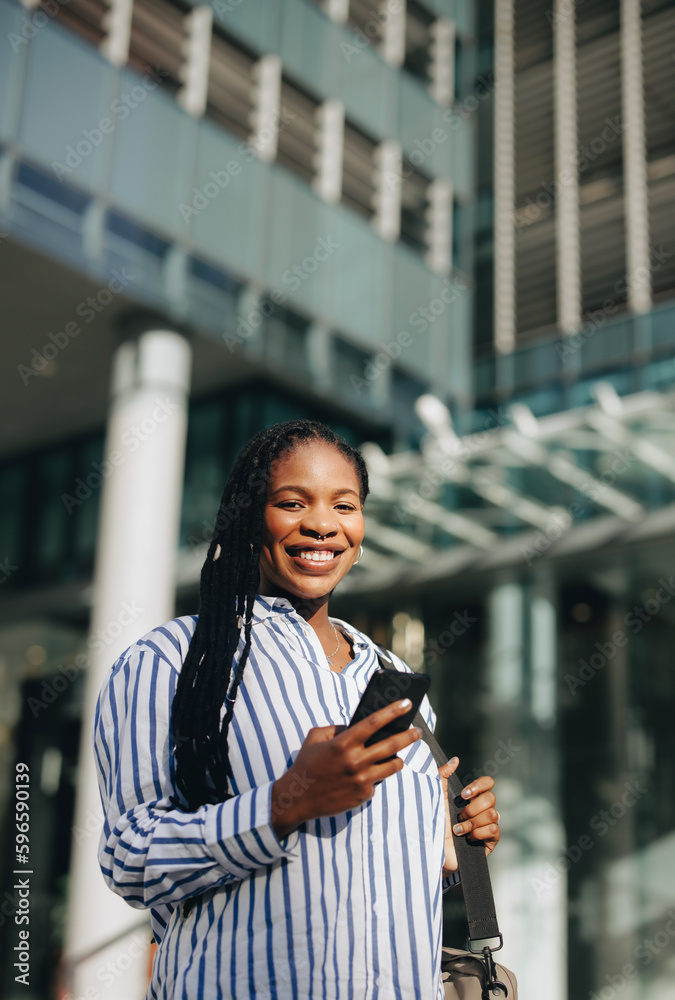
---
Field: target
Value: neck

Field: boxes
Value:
[289,593,332,630]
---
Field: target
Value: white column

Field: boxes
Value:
[251,54,282,163]
[313,99,345,205]
[425,178,453,276]
[620,0,651,314]
[380,0,406,68]
[63,329,191,1000]
[323,0,349,23]
[372,140,402,242]
[100,0,134,68]
[429,18,455,107]
[493,0,516,354]
[178,5,213,118]
[553,0,581,334]
[484,580,566,1000]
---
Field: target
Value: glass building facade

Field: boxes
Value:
[1,1,675,998]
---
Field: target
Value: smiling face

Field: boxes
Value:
[258,440,365,604]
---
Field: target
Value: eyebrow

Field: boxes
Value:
[270,485,361,499]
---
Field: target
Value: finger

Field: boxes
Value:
[459,775,495,800]
[360,724,422,766]
[457,791,496,820]
[340,699,415,747]
[303,724,343,744]
[364,754,406,786]
[453,807,499,838]
[466,823,501,845]
[438,757,459,779]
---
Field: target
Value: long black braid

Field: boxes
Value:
[172,419,369,810]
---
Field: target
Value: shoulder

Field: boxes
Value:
[108,615,198,680]
[95,616,199,730]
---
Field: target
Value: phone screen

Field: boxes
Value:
[349,669,431,747]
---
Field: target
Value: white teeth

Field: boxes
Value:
[298,550,335,562]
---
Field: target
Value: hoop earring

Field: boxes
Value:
[354,544,364,564]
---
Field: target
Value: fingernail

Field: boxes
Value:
[399,698,412,709]
[453,824,464,835]
[461,787,472,799]
[449,756,459,766]
[414,726,423,737]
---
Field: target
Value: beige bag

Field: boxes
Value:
[441,947,518,999]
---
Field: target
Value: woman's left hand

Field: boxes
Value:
[438,757,500,876]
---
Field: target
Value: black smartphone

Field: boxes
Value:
[349,669,431,748]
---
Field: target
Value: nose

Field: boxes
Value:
[299,507,339,540]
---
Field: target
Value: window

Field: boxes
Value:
[128,0,188,91]
[404,0,435,83]
[644,4,675,299]
[391,367,427,446]
[400,159,431,252]
[187,255,242,334]
[260,300,311,371]
[206,28,257,139]
[453,197,472,276]
[276,76,321,184]
[106,210,171,257]
[348,0,384,45]
[512,0,555,340]
[333,336,373,399]
[342,121,377,219]
[42,0,108,46]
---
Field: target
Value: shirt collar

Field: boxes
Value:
[249,595,370,649]
[251,594,297,622]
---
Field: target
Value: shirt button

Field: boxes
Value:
[370,833,378,844]
[372,902,378,913]
[375,977,383,987]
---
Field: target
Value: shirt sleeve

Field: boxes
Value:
[94,646,300,913]
[442,872,461,892]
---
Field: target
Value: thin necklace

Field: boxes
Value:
[325,622,341,666]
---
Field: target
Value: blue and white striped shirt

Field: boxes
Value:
[94,594,454,999]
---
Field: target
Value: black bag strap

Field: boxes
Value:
[376,649,502,953]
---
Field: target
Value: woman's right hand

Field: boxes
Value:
[270,699,421,838]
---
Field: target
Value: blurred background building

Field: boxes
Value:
[0,0,674,998]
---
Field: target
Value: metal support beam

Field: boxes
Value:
[553,0,581,334]
[493,0,516,353]
[621,0,651,314]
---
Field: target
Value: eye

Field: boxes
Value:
[335,503,357,512]
[277,500,303,509]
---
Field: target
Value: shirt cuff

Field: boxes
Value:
[442,871,461,893]
[205,781,300,879]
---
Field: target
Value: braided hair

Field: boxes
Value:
[172,419,369,810]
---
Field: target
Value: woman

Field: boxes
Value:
[95,419,499,999]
